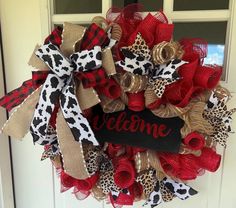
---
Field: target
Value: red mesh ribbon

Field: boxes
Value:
[129,182,143,199]
[110,191,134,207]
[106,3,172,50]
[193,65,222,89]
[183,132,205,150]
[95,78,121,99]
[106,4,143,49]
[60,170,76,188]
[75,173,99,191]
[180,38,208,64]
[162,39,222,107]
[126,146,146,158]
[155,23,174,44]
[127,91,145,111]
[164,80,195,108]
[60,171,99,192]
[198,148,221,172]
[113,157,136,189]
[127,12,173,48]
[107,143,124,158]
[159,147,221,180]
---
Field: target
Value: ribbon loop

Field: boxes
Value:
[70,46,102,72]
[35,43,75,78]
[31,41,100,146]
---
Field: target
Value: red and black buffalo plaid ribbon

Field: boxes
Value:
[44,26,63,47]
[80,23,110,50]
[77,23,110,88]
[0,71,49,111]
[76,68,108,89]
[0,27,62,112]
[0,24,111,111]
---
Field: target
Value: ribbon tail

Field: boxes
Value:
[60,80,99,146]
[143,181,162,208]
[1,87,41,139]
[30,74,64,145]
[0,79,34,111]
[56,110,90,179]
[162,177,198,200]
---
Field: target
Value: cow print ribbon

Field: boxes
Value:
[143,177,197,207]
[162,178,197,200]
[30,43,101,146]
[149,59,187,98]
[116,49,153,75]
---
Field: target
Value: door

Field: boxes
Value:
[0,26,14,208]
[0,0,236,207]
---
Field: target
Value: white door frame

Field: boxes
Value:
[0,29,15,208]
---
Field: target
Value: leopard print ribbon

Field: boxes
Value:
[122,32,151,60]
[149,59,187,98]
[30,43,101,146]
[143,177,198,207]
[203,91,236,147]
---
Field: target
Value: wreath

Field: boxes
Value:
[0,4,235,208]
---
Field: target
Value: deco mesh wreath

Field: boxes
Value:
[0,4,235,208]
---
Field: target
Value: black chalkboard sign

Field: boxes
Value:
[90,107,184,153]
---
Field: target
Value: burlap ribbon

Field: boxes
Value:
[56,111,90,179]
[1,87,41,138]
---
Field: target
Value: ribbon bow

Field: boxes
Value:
[30,43,102,146]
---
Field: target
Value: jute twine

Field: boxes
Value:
[152,41,184,65]
[120,72,148,93]
[180,101,213,138]
[99,94,125,113]
[106,23,122,41]
[144,86,159,108]
[113,73,129,105]
[151,103,190,118]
